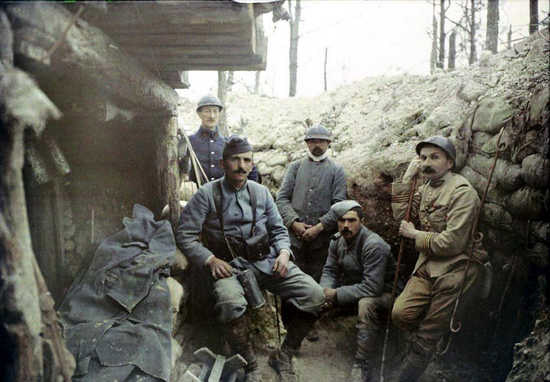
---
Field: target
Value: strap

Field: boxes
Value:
[248,183,257,237]
[213,180,259,259]
[213,180,238,259]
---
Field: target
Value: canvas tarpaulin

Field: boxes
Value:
[58,204,176,382]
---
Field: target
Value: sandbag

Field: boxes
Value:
[472,97,514,134]
[481,203,514,231]
[506,186,548,220]
[467,154,523,192]
[521,154,549,190]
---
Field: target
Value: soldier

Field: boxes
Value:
[319,200,397,382]
[185,95,258,184]
[176,136,324,382]
[276,124,347,281]
[391,136,487,381]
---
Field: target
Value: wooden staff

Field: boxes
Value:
[380,175,417,382]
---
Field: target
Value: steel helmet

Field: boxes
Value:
[416,136,456,163]
[196,95,224,112]
[304,124,332,142]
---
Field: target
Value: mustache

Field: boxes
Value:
[422,166,436,174]
[233,169,247,174]
[341,228,352,234]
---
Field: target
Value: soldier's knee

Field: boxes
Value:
[215,295,247,323]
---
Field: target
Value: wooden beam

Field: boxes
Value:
[6,2,178,113]
[83,1,249,28]
[110,32,250,47]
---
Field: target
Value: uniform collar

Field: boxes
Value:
[198,126,219,138]
[426,171,452,188]
[221,176,248,193]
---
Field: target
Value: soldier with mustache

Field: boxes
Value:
[390,136,487,381]
[319,200,397,382]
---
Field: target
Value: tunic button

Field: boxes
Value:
[210,177,215,180]
[211,152,215,154]
[210,164,215,168]
[210,140,214,143]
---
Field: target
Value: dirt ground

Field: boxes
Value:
[178,314,406,382]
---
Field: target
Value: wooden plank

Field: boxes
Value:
[99,21,250,36]
[110,32,250,47]
[6,2,178,113]
[124,45,254,59]
[84,1,249,29]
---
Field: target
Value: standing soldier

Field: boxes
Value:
[319,200,397,382]
[185,95,258,184]
[176,136,324,382]
[391,136,487,381]
[276,124,347,281]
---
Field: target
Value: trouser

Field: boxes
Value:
[212,261,324,323]
[391,261,482,352]
[292,243,329,282]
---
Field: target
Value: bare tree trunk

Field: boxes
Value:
[507,24,512,49]
[430,1,438,74]
[448,30,457,70]
[254,71,260,94]
[288,0,301,97]
[157,115,181,230]
[486,0,499,53]
[469,0,477,65]
[529,0,538,34]
[323,47,328,91]
[438,0,446,68]
[217,71,228,135]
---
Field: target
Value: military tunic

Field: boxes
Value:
[187,126,259,184]
[175,177,324,323]
[276,157,347,280]
[390,171,486,351]
[320,226,397,330]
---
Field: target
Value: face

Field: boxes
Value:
[419,145,453,180]
[221,151,254,185]
[337,210,361,241]
[197,105,220,130]
[306,139,330,156]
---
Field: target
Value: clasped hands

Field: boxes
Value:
[292,221,324,242]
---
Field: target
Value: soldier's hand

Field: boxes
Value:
[322,288,337,309]
[403,157,422,184]
[302,223,324,242]
[273,250,291,278]
[207,257,233,279]
[399,220,418,239]
[292,221,311,239]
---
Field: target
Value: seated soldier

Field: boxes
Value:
[320,200,397,382]
[176,136,324,382]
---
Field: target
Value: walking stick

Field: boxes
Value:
[438,126,506,356]
[380,175,417,382]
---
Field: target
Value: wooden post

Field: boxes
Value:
[507,24,512,49]
[254,71,260,94]
[438,0,446,68]
[486,0,499,54]
[157,115,181,230]
[323,47,328,91]
[469,0,477,65]
[217,71,229,136]
[288,0,301,97]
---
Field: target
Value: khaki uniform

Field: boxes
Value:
[391,171,487,352]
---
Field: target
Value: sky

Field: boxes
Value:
[176,0,548,99]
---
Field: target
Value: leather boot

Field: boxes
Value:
[397,342,431,382]
[268,344,298,382]
[224,315,259,381]
[349,328,378,382]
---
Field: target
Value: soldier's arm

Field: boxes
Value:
[319,240,340,289]
[319,166,347,232]
[415,185,479,257]
[391,181,420,221]
[264,187,293,260]
[275,161,301,227]
[335,241,390,305]
[175,188,215,266]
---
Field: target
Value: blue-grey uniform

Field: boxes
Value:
[276,157,347,280]
[187,126,259,184]
[176,177,324,323]
[320,225,396,329]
